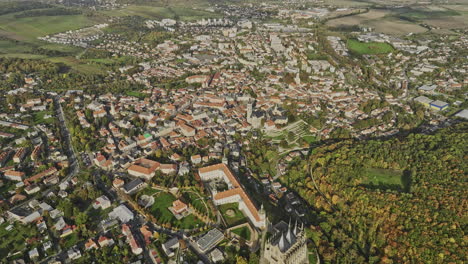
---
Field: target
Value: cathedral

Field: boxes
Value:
[262,220,309,264]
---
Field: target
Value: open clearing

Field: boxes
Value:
[347,39,394,55]
[364,168,402,186]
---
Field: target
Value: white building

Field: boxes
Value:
[198,164,266,229]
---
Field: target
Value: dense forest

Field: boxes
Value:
[283,122,467,263]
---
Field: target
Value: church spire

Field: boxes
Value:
[278,232,289,252]
[285,218,296,245]
[293,219,298,235]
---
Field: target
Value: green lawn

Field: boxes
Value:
[62,232,80,249]
[303,135,317,144]
[183,191,210,216]
[231,226,251,241]
[347,39,394,55]
[149,192,203,229]
[219,202,247,227]
[33,111,54,125]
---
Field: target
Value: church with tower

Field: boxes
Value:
[261,220,309,264]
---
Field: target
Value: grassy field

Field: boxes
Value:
[219,202,247,227]
[33,111,55,125]
[182,190,213,218]
[231,226,251,240]
[302,135,317,144]
[150,192,178,223]
[0,14,98,42]
[0,9,106,73]
[347,39,394,55]
[48,56,109,74]
[363,168,402,187]
[149,192,203,229]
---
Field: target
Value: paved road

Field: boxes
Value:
[53,95,80,183]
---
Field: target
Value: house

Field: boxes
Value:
[455,109,468,120]
[3,170,25,181]
[128,158,160,180]
[109,205,134,223]
[430,100,449,111]
[67,246,82,260]
[418,84,437,94]
[180,124,196,137]
[210,248,225,263]
[98,236,115,247]
[160,163,177,174]
[149,249,162,264]
[93,195,111,210]
[29,248,40,259]
[60,225,76,237]
[113,178,125,188]
[191,154,202,164]
[168,200,190,220]
[85,239,99,250]
[414,96,432,107]
[24,185,41,194]
[162,237,180,257]
[196,229,224,253]
[7,208,41,224]
[178,162,190,176]
[140,225,153,245]
[123,178,146,194]
[264,120,276,131]
[122,224,142,255]
[170,153,181,161]
[13,147,27,163]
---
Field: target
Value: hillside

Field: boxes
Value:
[284,122,467,263]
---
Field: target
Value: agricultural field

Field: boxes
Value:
[99,5,221,21]
[0,13,99,42]
[347,39,394,55]
[327,5,467,35]
[326,9,427,36]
